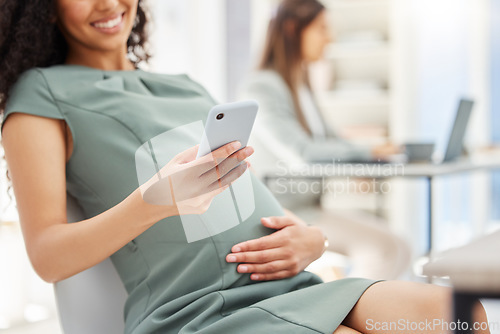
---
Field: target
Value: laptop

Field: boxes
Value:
[333,98,474,165]
[437,98,474,163]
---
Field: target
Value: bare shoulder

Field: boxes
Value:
[2,112,67,152]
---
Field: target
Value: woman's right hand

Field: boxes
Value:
[371,142,401,159]
[139,141,253,216]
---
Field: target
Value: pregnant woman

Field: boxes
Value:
[0,0,488,333]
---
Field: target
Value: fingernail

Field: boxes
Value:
[245,147,254,154]
[233,141,241,149]
[233,246,241,252]
[251,274,259,280]
[261,217,270,223]
[227,255,236,262]
[239,265,248,273]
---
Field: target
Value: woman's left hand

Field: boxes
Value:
[226,210,325,281]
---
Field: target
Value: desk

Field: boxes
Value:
[262,154,500,257]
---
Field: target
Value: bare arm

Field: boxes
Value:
[1,113,171,283]
[2,113,251,283]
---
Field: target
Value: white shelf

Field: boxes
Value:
[317,90,391,108]
[328,1,390,38]
[317,0,393,144]
[326,42,391,59]
[327,0,390,10]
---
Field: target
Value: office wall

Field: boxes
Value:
[149,0,227,102]
[226,0,251,101]
[389,0,491,256]
[491,0,500,222]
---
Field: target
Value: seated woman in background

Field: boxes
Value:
[240,0,410,280]
[0,0,488,333]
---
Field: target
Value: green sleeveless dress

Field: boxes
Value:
[1,65,377,334]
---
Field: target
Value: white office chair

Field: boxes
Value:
[53,193,128,334]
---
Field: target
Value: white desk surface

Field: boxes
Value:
[262,153,500,179]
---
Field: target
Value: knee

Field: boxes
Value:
[473,300,490,329]
[419,285,453,320]
[419,286,491,330]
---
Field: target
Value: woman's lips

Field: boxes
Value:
[90,12,125,33]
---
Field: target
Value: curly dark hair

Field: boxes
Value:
[0,0,151,113]
[0,0,151,207]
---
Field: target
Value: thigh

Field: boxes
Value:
[342,280,454,334]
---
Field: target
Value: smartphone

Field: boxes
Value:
[196,100,259,159]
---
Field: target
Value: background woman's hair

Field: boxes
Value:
[0,0,151,204]
[259,0,325,134]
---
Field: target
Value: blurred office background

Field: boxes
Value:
[1,0,500,332]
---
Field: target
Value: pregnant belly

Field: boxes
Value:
[209,171,286,289]
[212,171,285,243]
[113,171,287,321]
[119,172,285,294]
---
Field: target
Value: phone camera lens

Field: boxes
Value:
[216,113,224,120]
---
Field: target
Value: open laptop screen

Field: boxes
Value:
[442,99,474,162]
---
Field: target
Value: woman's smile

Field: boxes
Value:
[54,0,139,69]
[90,12,126,34]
